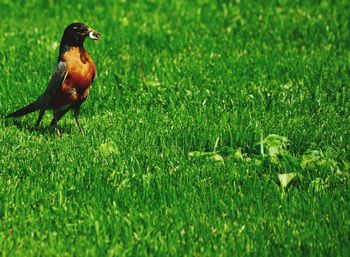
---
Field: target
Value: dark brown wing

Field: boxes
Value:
[38,61,68,108]
[35,61,68,126]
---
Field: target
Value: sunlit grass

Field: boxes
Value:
[0,0,349,256]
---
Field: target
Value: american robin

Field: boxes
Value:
[5,22,101,137]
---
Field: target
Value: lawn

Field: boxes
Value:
[0,0,350,256]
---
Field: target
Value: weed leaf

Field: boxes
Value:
[99,141,119,156]
[278,173,298,189]
[263,134,290,157]
[188,151,224,164]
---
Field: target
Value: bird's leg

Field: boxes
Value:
[35,109,46,128]
[53,116,62,138]
[50,109,69,127]
[55,125,62,138]
[51,111,62,138]
[74,106,84,134]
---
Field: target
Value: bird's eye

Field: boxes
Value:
[73,26,78,30]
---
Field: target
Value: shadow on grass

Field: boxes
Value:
[2,116,75,137]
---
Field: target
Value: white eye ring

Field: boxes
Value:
[73,26,78,30]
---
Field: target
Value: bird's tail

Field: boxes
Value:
[5,100,41,118]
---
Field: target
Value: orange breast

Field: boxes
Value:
[50,47,96,109]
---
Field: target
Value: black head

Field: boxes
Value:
[60,22,101,50]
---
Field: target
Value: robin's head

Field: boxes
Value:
[61,22,101,48]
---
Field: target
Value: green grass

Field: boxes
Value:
[1,0,350,256]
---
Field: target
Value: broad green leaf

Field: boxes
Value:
[270,155,279,164]
[301,150,321,169]
[234,148,244,160]
[262,134,290,157]
[253,159,262,166]
[188,151,216,157]
[278,173,298,189]
[188,151,224,163]
[99,141,119,156]
[268,145,280,157]
[210,153,224,163]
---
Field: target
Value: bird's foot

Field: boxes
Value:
[75,119,84,134]
[55,127,62,138]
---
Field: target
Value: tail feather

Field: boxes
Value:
[6,101,41,118]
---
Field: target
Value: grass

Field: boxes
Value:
[0,0,350,256]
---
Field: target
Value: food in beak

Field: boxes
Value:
[89,31,101,40]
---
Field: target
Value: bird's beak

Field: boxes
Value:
[88,28,101,40]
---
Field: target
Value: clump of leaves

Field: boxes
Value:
[301,149,339,173]
[260,134,290,164]
[262,134,290,157]
[189,134,347,191]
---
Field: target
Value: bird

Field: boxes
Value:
[5,22,101,137]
